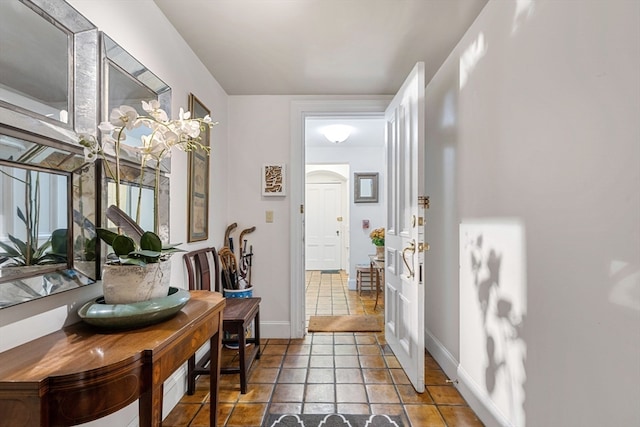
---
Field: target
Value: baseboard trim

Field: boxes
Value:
[424,329,509,427]
[261,321,291,338]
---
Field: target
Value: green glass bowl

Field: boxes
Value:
[78,287,190,330]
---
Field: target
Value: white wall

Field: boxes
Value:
[0,0,229,424]
[425,0,640,426]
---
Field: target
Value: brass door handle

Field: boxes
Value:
[402,240,416,278]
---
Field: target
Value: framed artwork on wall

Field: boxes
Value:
[354,172,379,203]
[187,93,210,242]
[262,164,286,196]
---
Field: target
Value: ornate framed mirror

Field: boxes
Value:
[0,0,99,308]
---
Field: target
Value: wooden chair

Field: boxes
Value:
[183,247,261,394]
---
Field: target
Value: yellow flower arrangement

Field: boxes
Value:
[369,227,385,246]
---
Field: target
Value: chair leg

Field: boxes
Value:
[238,323,247,394]
[187,354,196,395]
[255,310,261,359]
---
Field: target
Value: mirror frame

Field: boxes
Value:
[354,172,379,203]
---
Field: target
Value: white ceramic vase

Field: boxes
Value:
[102,261,171,304]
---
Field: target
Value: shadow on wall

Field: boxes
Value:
[460,220,527,426]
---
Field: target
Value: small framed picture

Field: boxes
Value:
[262,164,286,196]
[354,172,379,203]
[187,93,210,242]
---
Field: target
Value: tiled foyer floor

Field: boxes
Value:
[164,270,483,426]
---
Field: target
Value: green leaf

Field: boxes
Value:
[0,241,20,257]
[121,258,147,266]
[112,235,135,257]
[7,234,27,257]
[140,231,162,252]
[16,207,27,225]
[96,228,119,246]
[161,247,186,254]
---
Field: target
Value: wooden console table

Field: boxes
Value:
[0,290,225,427]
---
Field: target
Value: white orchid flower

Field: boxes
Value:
[98,121,115,134]
[141,99,160,112]
[110,105,139,130]
[178,108,191,121]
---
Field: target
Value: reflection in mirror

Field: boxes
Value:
[0,130,97,308]
[100,160,170,243]
[0,0,69,123]
[101,33,172,171]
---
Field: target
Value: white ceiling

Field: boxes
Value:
[153,0,488,96]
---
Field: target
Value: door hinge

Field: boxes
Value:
[300,204,304,214]
[418,195,430,209]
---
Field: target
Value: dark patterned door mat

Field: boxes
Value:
[263,413,404,427]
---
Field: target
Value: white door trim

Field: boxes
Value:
[289,99,391,338]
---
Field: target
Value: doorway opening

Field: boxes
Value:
[298,110,387,335]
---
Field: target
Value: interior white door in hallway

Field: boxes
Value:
[305,182,342,270]
[385,62,426,393]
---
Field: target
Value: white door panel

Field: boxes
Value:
[385,62,426,393]
[305,182,341,270]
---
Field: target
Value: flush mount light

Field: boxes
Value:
[322,124,352,144]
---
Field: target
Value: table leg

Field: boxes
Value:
[374,266,381,310]
[139,379,163,426]
[210,330,221,427]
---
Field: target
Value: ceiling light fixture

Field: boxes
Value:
[322,124,352,144]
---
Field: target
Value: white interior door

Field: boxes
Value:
[305,182,342,270]
[384,62,426,392]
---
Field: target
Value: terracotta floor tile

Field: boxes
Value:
[225,403,267,427]
[268,402,303,414]
[427,385,467,405]
[311,344,334,355]
[272,383,305,402]
[334,355,360,368]
[282,354,309,368]
[256,354,284,368]
[278,368,308,383]
[248,367,279,383]
[337,403,371,414]
[268,338,291,345]
[439,405,486,427]
[405,404,446,427]
[304,384,335,403]
[425,368,450,385]
[362,368,393,384]
[309,355,334,368]
[370,403,405,416]
[287,344,311,355]
[334,335,356,345]
[384,354,401,369]
[263,344,289,355]
[218,387,241,403]
[334,344,358,355]
[358,344,382,355]
[238,383,274,403]
[189,402,233,427]
[335,368,364,383]
[179,387,209,403]
[425,356,442,370]
[303,402,336,413]
[162,403,200,426]
[360,355,386,368]
[366,384,400,404]
[336,383,368,403]
[355,335,377,345]
[397,384,435,404]
[390,368,411,384]
[307,368,335,383]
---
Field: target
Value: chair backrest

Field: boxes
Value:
[183,247,221,293]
